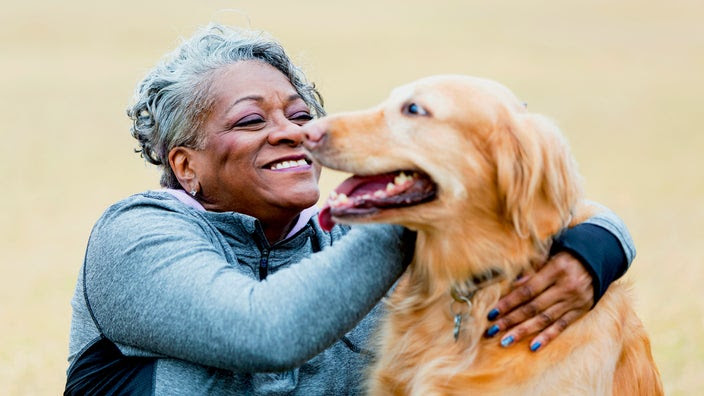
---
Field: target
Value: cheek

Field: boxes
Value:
[212,137,256,172]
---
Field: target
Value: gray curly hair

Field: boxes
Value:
[127,24,325,188]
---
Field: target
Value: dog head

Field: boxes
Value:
[303,75,581,244]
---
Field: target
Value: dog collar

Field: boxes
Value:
[450,267,505,341]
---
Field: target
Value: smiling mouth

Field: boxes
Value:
[319,170,437,231]
[265,156,312,171]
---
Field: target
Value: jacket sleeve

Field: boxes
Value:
[83,198,413,372]
[550,200,636,304]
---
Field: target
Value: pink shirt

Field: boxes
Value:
[162,189,319,239]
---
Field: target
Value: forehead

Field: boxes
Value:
[387,80,456,116]
[388,76,523,117]
[208,60,298,102]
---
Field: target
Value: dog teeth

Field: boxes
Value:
[328,172,419,208]
[328,192,350,208]
[394,172,414,186]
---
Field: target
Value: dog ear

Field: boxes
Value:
[494,114,581,241]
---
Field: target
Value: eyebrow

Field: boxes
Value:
[226,94,304,113]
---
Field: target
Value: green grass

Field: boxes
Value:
[1,0,702,394]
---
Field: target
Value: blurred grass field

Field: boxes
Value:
[1,0,702,394]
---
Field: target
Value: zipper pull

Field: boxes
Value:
[259,248,270,280]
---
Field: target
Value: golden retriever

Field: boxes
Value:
[302,75,662,395]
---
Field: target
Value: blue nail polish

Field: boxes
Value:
[487,308,500,321]
[501,335,514,347]
[530,341,542,352]
[486,324,499,337]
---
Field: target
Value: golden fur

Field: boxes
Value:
[304,75,662,395]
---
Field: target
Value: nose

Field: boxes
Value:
[267,118,305,147]
[301,119,328,151]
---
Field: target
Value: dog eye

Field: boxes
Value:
[404,102,429,117]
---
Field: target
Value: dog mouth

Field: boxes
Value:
[319,170,437,231]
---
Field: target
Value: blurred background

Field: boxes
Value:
[1,0,702,394]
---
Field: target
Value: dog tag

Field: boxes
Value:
[453,314,462,341]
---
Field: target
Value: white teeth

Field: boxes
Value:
[328,172,418,208]
[329,192,349,207]
[271,159,308,170]
[394,172,413,185]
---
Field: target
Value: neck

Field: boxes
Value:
[409,216,549,300]
[200,198,304,244]
[260,211,301,244]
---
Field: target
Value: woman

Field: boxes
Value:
[66,24,635,395]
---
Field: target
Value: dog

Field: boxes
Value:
[302,75,662,395]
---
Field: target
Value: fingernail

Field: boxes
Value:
[487,308,500,321]
[501,335,514,347]
[485,324,500,337]
[530,341,542,352]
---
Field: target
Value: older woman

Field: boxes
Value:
[66,24,635,395]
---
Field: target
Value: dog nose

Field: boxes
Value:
[302,119,328,151]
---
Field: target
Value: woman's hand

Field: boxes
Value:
[484,252,594,352]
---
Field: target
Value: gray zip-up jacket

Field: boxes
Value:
[67,191,412,395]
[66,191,634,395]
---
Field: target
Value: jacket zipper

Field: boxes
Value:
[257,221,319,280]
[259,248,270,280]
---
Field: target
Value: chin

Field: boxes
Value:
[282,185,320,211]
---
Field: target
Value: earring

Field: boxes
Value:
[189,180,200,197]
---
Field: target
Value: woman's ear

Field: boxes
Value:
[168,147,199,193]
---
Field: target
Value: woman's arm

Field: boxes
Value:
[484,203,635,351]
[84,197,413,372]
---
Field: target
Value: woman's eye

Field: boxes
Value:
[404,102,429,116]
[234,115,264,128]
[290,112,313,123]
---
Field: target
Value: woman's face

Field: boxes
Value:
[190,60,321,219]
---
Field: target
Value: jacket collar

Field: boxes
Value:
[162,188,319,244]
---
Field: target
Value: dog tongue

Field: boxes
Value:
[318,205,336,231]
[318,173,397,231]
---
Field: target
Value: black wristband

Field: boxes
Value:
[550,223,627,305]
